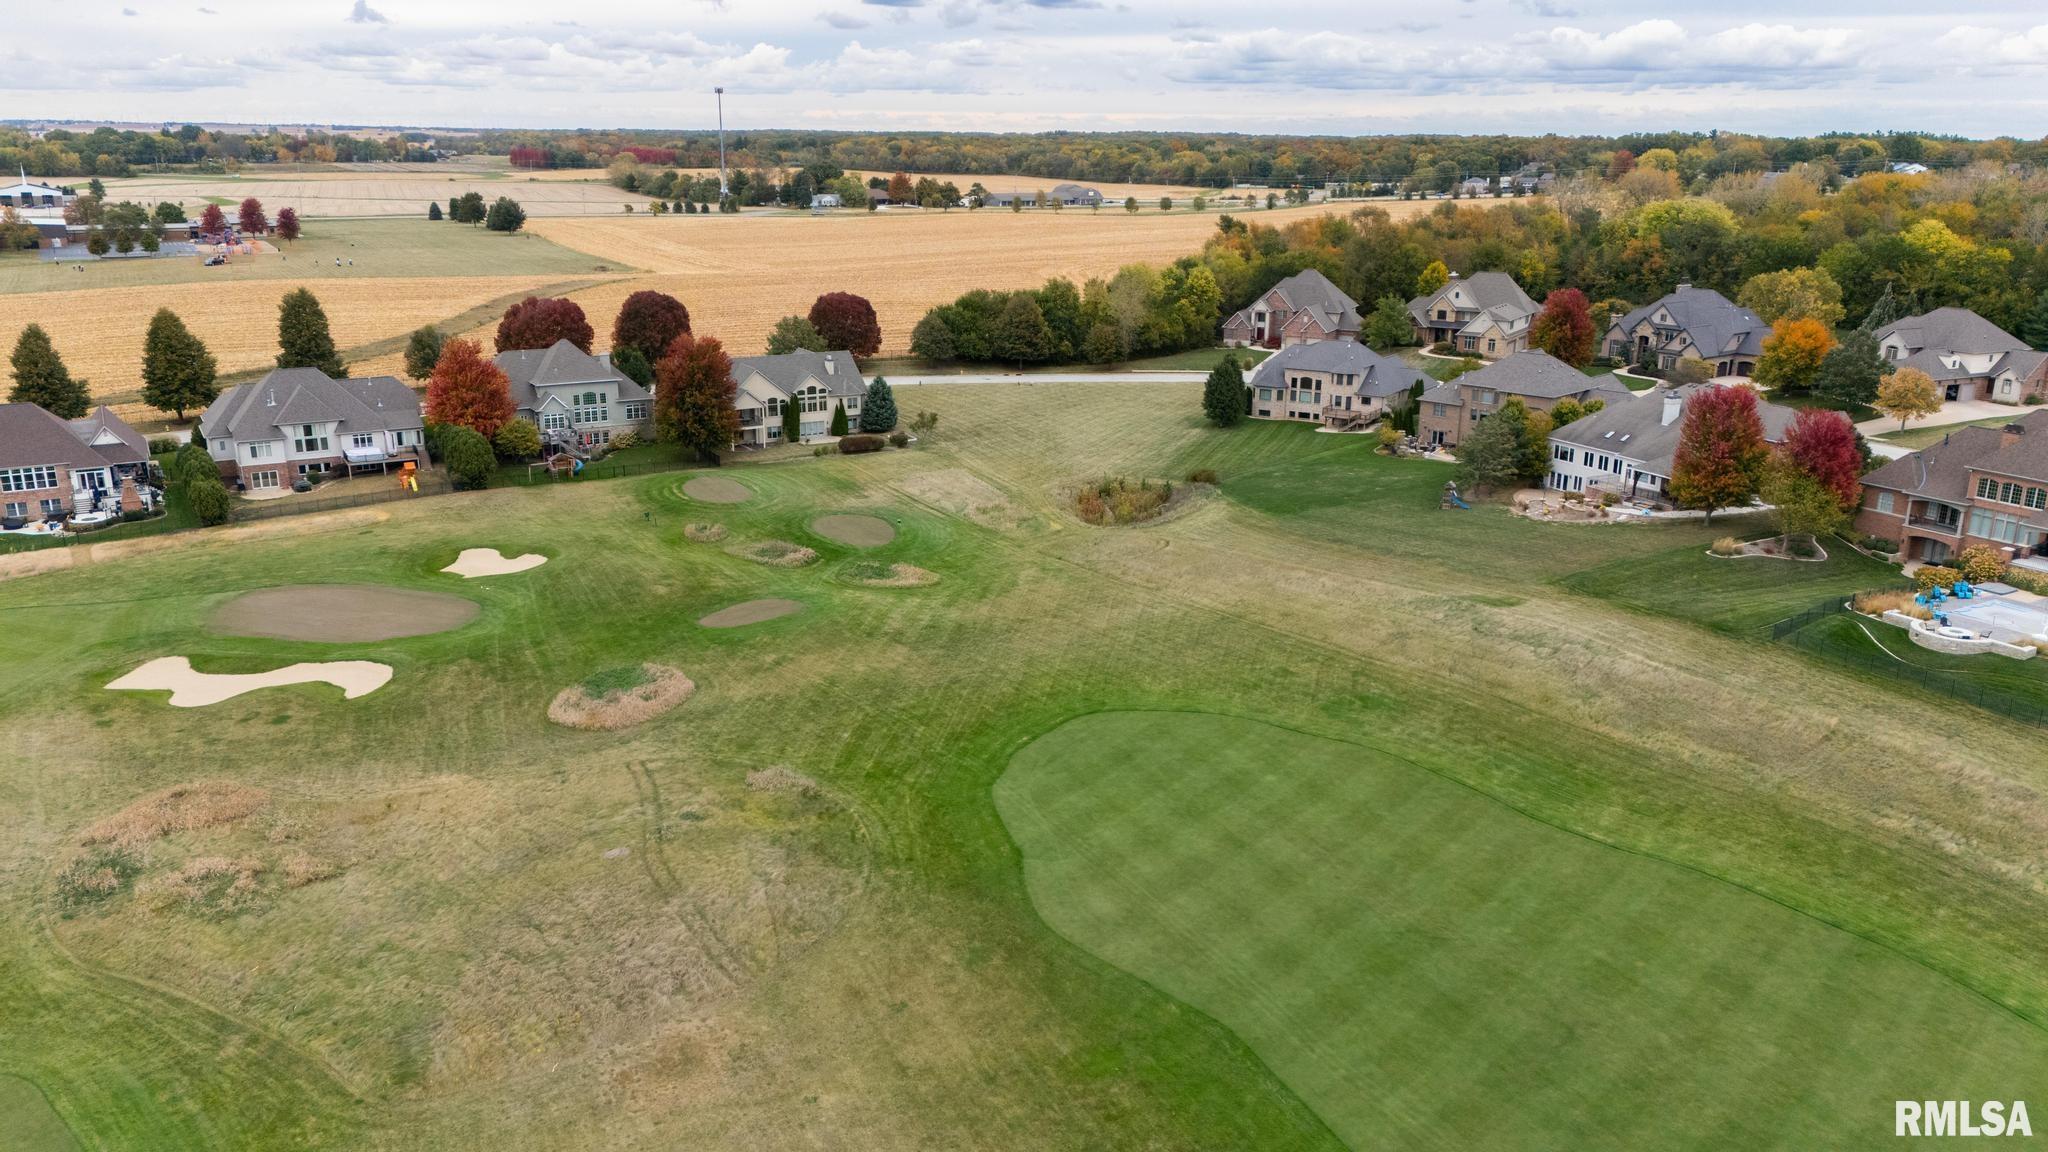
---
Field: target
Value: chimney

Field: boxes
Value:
[2003,423,2025,448]
[824,356,836,376]
[1447,271,1460,281]
[265,388,276,407]
[1660,389,1682,427]
[1675,283,1692,291]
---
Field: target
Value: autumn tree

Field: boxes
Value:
[199,203,226,234]
[1759,454,1848,549]
[611,290,691,363]
[237,197,267,234]
[1202,355,1246,427]
[1875,366,1941,432]
[808,292,882,358]
[276,288,345,377]
[1737,267,1844,328]
[273,207,301,242]
[1415,260,1449,297]
[403,325,445,381]
[1781,407,1863,512]
[140,308,218,421]
[1669,386,1769,523]
[766,315,827,355]
[1364,295,1414,350]
[1530,288,1596,367]
[495,296,594,353]
[886,171,914,203]
[425,338,516,439]
[654,333,740,461]
[7,324,90,418]
[1753,318,1835,394]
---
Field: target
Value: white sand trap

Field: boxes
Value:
[443,548,548,578]
[108,657,392,708]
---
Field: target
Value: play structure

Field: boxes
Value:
[397,461,419,492]
[1441,481,1470,510]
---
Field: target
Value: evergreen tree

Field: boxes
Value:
[1202,355,1246,427]
[1363,295,1414,350]
[611,345,652,387]
[139,308,219,421]
[829,400,850,436]
[2018,289,2048,351]
[403,325,445,382]
[275,288,345,377]
[484,196,526,233]
[7,324,90,418]
[859,377,898,432]
[991,293,1054,365]
[781,393,802,443]
[1860,281,1905,332]
[440,425,496,490]
[1811,329,1891,408]
[428,201,443,221]
[186,473,232,526]
[1453,405,1523,494]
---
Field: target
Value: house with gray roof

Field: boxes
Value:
[1248,338,1429,429]
[1856,408,2048,568]
[982,183,1104,209]
[1416,351,1629,449]
[1874,308,2045,405]
[1223,269,1361,350]
[200,368,424,491]
[0,403,154,525]
[1408,271,1539,359]
[495,340,653,455]
[1546,383,1797,504]
[730,349,868,447]
[1604,285,1771,379]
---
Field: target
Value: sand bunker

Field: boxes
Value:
[108,657,391,707]
[728,540,818,568]
[548,663,695,730]
[811,514,896,548]
[442,548,548,578]
[212,584,480,642]
[699,598,804,628]
[847,562,939,588]
[684,522,729,543]
[683,476,752,504]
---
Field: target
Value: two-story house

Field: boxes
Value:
[1874,308,2047,405]
[1406,272,1538,358]
[1222,270,1361,349]
[1547,383,1797,503]
[729,349,868,447]
[495,340,654,454]
[1604,285,1771,378]
[1415,351,1630,449]
[0,402,153,525]
[200,368,425,491]
[1247,338,1431,429]
[1855,409,2048,568]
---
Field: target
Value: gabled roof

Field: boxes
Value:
[1441,351,1633,402]
[1248,339,1429,398]
[66,406,148,463]
[201,367,423,443]
[729,349,866,400]
[1610,286,1770,359]
[1407,271,1538,327]
[1876,308,2029,357]
[495,340,648,411]
[0,402,147,472]
[1551,383,1797,477]
[1864,408,2048,493]
[1246,269,1360,334]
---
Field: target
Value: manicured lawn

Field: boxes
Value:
[0,484,198,555]
[1781,612,2048,721]
[1559,534,1902,634]
[861,345,1269,376]
[1877,412,2040,450]
[0,1075,78,1151]
[1764,390,1879,425]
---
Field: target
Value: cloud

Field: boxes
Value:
[1934,24,2048,66]
[346,0,387,23]
[1516,0,1575,16]
[122,5,137,13]
[821,11,870,28]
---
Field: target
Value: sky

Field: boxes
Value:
[4,0,2048,137]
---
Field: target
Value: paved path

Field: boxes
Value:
[888,371,1206,387]
[1855,398,2016,440]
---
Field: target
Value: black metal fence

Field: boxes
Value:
[493,455,704,487]
[1768,594,2048,727]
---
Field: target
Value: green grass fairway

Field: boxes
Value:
[0,1076,79,1151]
[997,711,2048,1151]
[1784,613,2048,717]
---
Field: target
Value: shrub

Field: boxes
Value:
[1998,566,2048,596]
[187,474,232,526]
[1788,536,1818,558]
[1914,565,1964,592]
[1710,537,1744,556]
[1955,544,2006,584]
[1853,589,1928,618]
[888,430,911,448]
[1376,423,1402,451]
[1076,477,1174,524]
[609,430,640,451]
[147,436,179,455]
[838,434,885,454]
[493,418,541,461]
[812,445,830,457]
[1859,535,1899,554]
[441,425,496,489]
[55,846,142,910]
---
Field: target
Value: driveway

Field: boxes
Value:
[889,371,1205,387]
[1856,398,2017,440]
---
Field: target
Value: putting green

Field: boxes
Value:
[996,712,2048,1151]
[811,514,896,548]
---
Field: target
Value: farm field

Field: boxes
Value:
[98,172,647,218]
[5,381,2048,1148]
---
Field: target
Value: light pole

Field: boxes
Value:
[715,87,728,200]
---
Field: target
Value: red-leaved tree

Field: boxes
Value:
[612,290,692,362]
[808,292,882,358]
[274,207,301,242]
[238,197,267,235]
[1530,288,1596,367]
[425,338,516,439]
[1668,385,1769,524]
[509,146,549,170]
[199,203,226,234]
[1782,407,1863,512]
[654,333,741,461]
[495,296,595,353]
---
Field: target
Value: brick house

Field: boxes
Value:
[1407,272,1538,358]
[1416,351,1630,450]
[1547,383,1797,503]
[1855,409,2048,568]
[1222,270,1360,349]
[1247,338,1430,429]
[495,340,654,455]
[201,368,425,490]
[1603,285,1770,378]
[1873,308,2047,405]
[0,402,154,524]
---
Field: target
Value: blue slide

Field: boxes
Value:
[1446,494,1470,509]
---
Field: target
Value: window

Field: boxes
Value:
[2,502,25,519]
[1431,404,1446,417]
[40,498,63,515]
[1875,491,1894,514]
[352,433,375,449]
[248,470,280,489]
[574,390,609,424]
[768,425,781,440]
[765,397,785,416]
[246,441,275,460]
[1,466,58,492]
[541,412,568,432]
[1967,509,2035,545]
[292,424,329,454]
[623,401,649,422]
[797,385,832,414]
[1553,445,1575,463]
[1486,339,1497,353]
[301,462,330,477]
[1258,388,1274,401]
[393,429,414,447]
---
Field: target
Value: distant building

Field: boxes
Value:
[982,183,1104,208]
[1222,270,1360,349]
[1874,308,2046,406]
[810,193,842,209]
[1856,408,2048,568]
[1547,382,1797,502]
[0,403,154,522]
[1416,351,1629,450]
[0,169,72,212]
[730,350,867,447]
[201,368,426,490]
[1603,285,1771,378]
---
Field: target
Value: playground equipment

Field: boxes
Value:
[397,461,418,492]
[1441,481,1470,510]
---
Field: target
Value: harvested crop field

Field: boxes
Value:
[682,476,752,504]
[698,598,804,629]
[100,174,647,219]
[210,584,479,642]
[811,514,896,548]
[547,663,694,730]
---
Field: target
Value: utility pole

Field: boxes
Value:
[715,87,728,200]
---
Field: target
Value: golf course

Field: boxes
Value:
[4,380,2047,1149]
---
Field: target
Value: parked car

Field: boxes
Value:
[203,254,226,267]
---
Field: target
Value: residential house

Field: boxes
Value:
[1874,307,2046,405]
[730,349,867,447]
[1247,338,1431,429]
[865,187,892,208]
[1222,269,1361,349]
[1415,350,1630,450]
[1603,285,1771,378]
[1855,409,2048,568]
[495,339,654,455]
[811,192,843,210]
[0,402,153,524]
[1888,162,1931,175]
[1546,383,1797,502]
[1511,163,1555,192]
[1407,271,1539,358]
[201,368,425,491]
[1458,177,1493,198]
[983,183,1104,208]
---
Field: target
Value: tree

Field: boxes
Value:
[186,473,232,526]
[7,324,90,418]
[440,425,496,490]
[199,203,226,234]
[496,296,594,353]
[808,292,882,357]
[1454,402,1524,494]
[1875,366,1942,432]
[910,312,956,361]
[1669,386,1769,523]
[153,201,187,225]
[139,308,218,421]
[1530,288,1597,367]
[403,326,446,382]
[1781,408,1864,512]
[781,390,802,443]
[1811,329,1891,409]
[1203,355,1246,427]
[1415,261,1451,297]
[887,171,914,203]
[653,334,740,460]
[1737,267,1844,328]
[611,345,652,387]
[1124,196,1139,214]
[273,207,301,242]
[991,293,1054,366]
[237,197,266,234]
[829,400,850,436]
[1550,397,1587,428]
[611,290,691,362]
[425,338,516,439]
[1860,281,1905,332]
[275,288,345,376]
[1753,318,1835,394]
[2018,289,2048,351]
[484,196,526,233]
[766,315,828,355]
[1759,454,1848,548]
[493,418,542,461]
[428,201,444,221]
[860,377,898,432]
[1363,295,1413,350]
[1159,196,1174,212]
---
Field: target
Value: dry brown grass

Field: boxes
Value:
[100,174,643,217]
[727,540,818,568]
[848,562,940,588]
[81,781,268,849]
[745,766,822,796]
[683,522,729,543]
[1854,589,1933,619]
[139,855,266,912]
[547,663,695,731]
